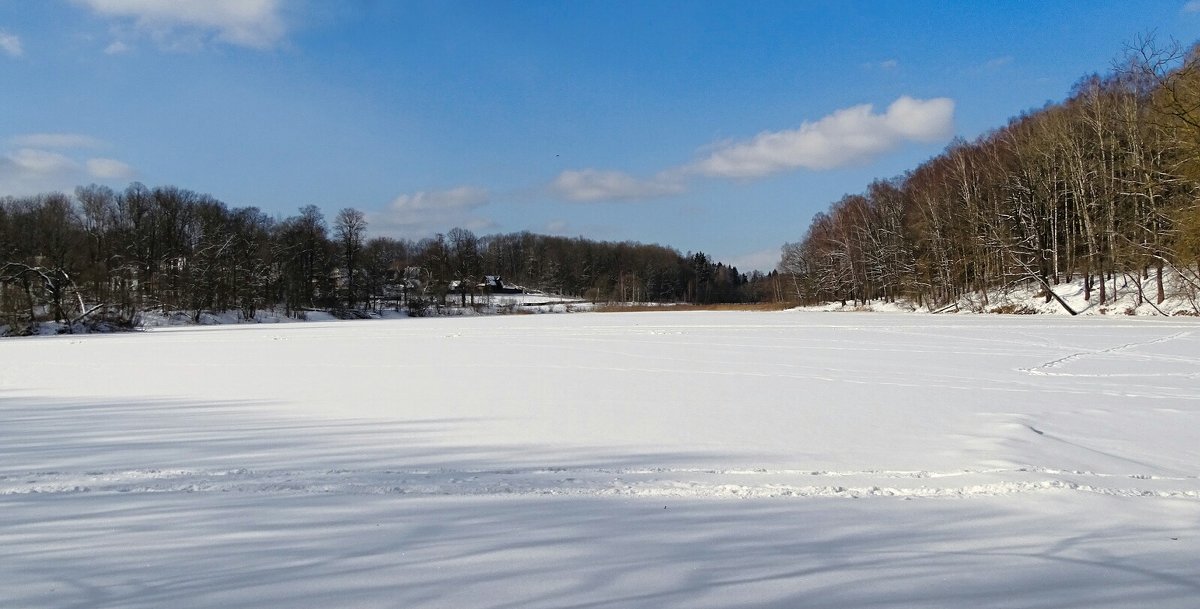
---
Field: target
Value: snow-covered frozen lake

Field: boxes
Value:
[2,311,1198,608]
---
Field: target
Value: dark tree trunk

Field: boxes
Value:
[1156,261,1164,304]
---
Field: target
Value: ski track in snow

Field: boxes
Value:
[5,315,1200,608]
[1020,330,1197,377]
[4,465,1198,500]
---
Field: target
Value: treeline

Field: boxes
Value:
[0,182,776,333]
[780,38,1200,313]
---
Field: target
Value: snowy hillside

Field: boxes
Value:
[803,273,1200,317]
[2,312,1198,608]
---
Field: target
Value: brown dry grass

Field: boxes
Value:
[594,302,796,313]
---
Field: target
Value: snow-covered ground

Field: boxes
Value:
[2,312,1198,608]
[804,272,1200,316]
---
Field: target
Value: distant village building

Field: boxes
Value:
[449,276,523,295]
[482,276,523,294]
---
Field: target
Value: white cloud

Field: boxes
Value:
[76,0,286,50]
[984,56,1013,69]
[545,96,955,203]
[7,148,80,174]
[104,40,131,55]
[369,186,495,238]
[545,220,570,234]
[86,157,136,179]
[8,133,105,149]
[861,59,899,71]
[0,137,136,195]
[0,31,22,57]
[0,148,82,195]
[690,96,955,178]
[387,186,490,213]
[550,169,685,202]
[1183,0,1200,13]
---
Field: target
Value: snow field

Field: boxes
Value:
[4,492,1197,609]
[2,311,1199,607]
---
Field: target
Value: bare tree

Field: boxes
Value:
[334,207,367,310]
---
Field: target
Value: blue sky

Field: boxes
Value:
[2,1,1199,271]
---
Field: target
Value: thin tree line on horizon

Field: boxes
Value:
[0,183,778,333]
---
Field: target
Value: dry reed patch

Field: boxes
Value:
[595,302,795,313]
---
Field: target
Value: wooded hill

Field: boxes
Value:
[0,185,774,333]
[779,37,1200,314]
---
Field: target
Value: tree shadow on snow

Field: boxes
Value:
[2,393,1199,609]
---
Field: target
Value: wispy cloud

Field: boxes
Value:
[860,59,898,70]
[387,186,490,213]
[545,96,955,202]
[0,134,136,195]
[5,148,79,175]
[1183,0,1200,13]
[86,158,136,179]
[9,133,105,149]
[104,40,131,55]
[689,96,955,178]
[75,0,287,50]
[0,30,22,57]
[550,169,685,202]
[984,55,1013,69]
[0,148,81,195]
[369,186,496,238]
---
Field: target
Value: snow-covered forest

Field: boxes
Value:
[780,38,1200,312]
[0,193,765,335]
